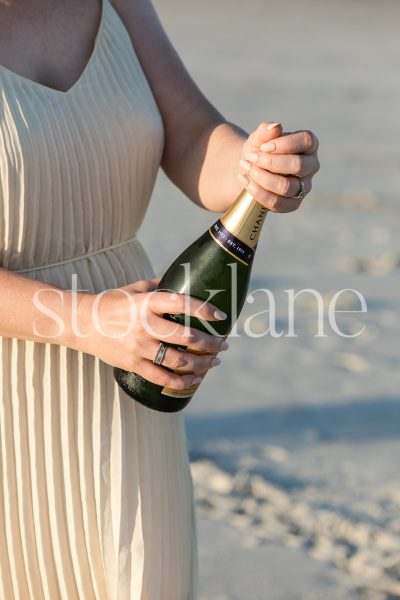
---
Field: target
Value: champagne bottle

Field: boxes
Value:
[114,189,268,413]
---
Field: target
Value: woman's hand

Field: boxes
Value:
[238,122,320,212]
[76,278,227,391]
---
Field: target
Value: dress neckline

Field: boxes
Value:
[0,0,105,96]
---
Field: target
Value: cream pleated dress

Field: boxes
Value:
[0,1,198,598]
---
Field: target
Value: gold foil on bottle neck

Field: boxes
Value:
[220,190,268,249]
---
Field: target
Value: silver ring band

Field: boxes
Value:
[153,342,167,366]
[293,178,306,200]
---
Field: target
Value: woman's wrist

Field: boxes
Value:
[61,290,95,353]
[198,121,248,212]
[32,287,96,352]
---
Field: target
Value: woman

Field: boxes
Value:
[0,0,319,598]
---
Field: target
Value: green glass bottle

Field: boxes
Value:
[114,189,268,412]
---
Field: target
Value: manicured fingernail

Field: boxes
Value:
[260,142,276,152]
[245,151,259,162]
[238,174,250,187]
[267,122,281,130]
[192,376,203,385]
[220,340,229,351]
[214,309,227,320]
[239,159,251,172]
[210,357,221,367]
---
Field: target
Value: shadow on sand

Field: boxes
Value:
[186,396,400,447]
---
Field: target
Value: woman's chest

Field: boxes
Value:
[0,0,102,94]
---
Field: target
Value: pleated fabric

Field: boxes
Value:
[0,1,198,598]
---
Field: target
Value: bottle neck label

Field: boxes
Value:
[209,219,256,265]
[208,190,268,266]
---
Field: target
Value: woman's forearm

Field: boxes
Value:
[0,269,85,348]
[165,119,248,213]
[112,0,319,215]
[198,122,248,211]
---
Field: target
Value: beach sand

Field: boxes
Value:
[141,1,400,597]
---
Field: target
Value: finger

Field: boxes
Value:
[246,121,282,149]
[135,359,204,392]
[260,130,319,156]
[243,151,319,177]
[143,340,221,374]
[239,162,310,198]
[238,175,312,213]
[145,291,227,322]
[144,313,229,354]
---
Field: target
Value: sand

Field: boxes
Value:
[141,0,400,597]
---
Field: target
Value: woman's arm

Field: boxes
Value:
[111,0,243,211]
[0,269,227,390]
[0,268,84,345]
[110,0,319,212]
